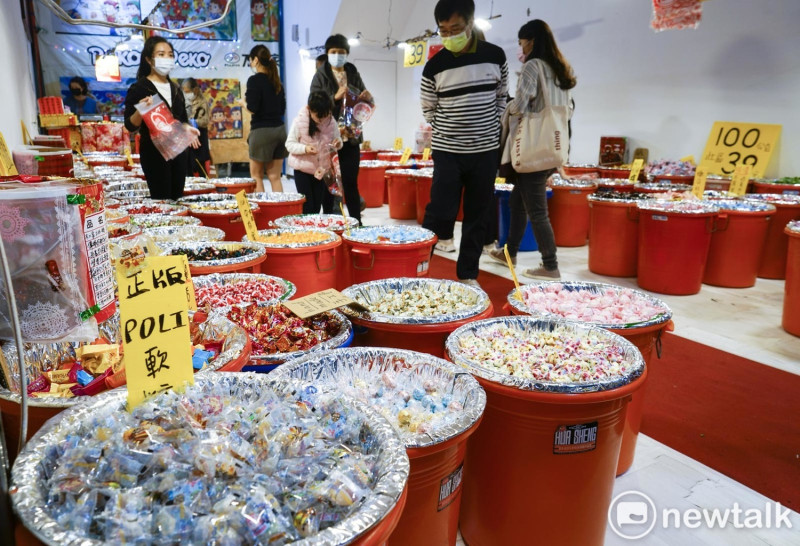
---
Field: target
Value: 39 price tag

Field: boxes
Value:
[699,121,781,178]
[628,158,644,183]
[403,41,427,68]
[0,131,18,176]
[691,167,708,200]
[422,147,431,162]
[393,137,403,151]
[399,147,412,164]
[729,164,752,196]
[235,190,260,242]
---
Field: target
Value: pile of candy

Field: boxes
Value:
[744,193,800,205]
[227,303,342,356]
[144,226,225,243]
[453,322,630,383]
[130,214,201,228]
[170,246,257,262]
[124,204,183,215]
[186,201,241,212]
[107,224,135,239]
[257,231,331,245]
[703,200,776,213]
[519,283,667,325]
[787,220,800,234]
[354,285,476,318]
[277,214,356,231]
[345,226,435,244]
[196,278,289,307]
[639,200,718,213]
[35,380,386,543]
[645,160,696,176]
[590,191,652,201]
[776,176,800,185]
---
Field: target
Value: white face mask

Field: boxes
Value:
[328,53,347,68]
[184,92,195,101]
[153,57,174,76]
[517,46,527,63]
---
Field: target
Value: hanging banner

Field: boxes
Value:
[250,0,280,41]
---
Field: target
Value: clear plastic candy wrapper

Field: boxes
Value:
[135,95,194,161]
[651,0,703,32]
[274,347,486,449]
[339,87,375,141]
[10,374,410,545]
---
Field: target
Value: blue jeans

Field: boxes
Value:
[506,169,558,270]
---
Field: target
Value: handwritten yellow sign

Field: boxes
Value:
[235,190,259,242]
[399,147,412,165]
[0,131,18,176]
[178,255,197,311]
[403,41,427,68]
[680,155,696,165]
[699,121,781,178]
[422,147,431,162]
[393,137,403,151]
[116,256,194,410]
[628,158,644,183]
[284,288,368,319]
[691,167,708,200]
[729,164,752,196]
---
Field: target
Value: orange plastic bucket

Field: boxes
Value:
[213,178,256,195]
[188,206,261,241]
[247,192,306,230]
[387,170,417,220]
[637,201,719,295]
[588,195,641,277]
[562,164,599,177]
[342,226,437,286]
[359,162,390,207]
[351,486,409,546]
[446,317,646,546]
[783,222,800,336]
[744,194,800,279]
[703,200,775,288]
[752,180,800,195]
[548,179,597,247]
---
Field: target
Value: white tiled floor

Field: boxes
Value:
[355,198,800,545]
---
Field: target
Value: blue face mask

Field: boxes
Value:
[328,53,347,68]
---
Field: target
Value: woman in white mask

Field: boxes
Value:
[124,36,200,199]
[309,34,373,224]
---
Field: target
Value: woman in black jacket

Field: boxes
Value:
[124,36,200,200]
[310,34,373,224]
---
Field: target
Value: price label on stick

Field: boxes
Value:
[628,158,644,183]
[503,245,524,302]
[691,167,708,200]
[116,256,194,410]
[393,137,403,151]
[284,288,369,319]
[235,190,260,242]
[699,121,781,178]
[403,40,427,68]
[422,147,431,162]
[399,147,412,165]
[729,164,752,196]
[0,131,18,176]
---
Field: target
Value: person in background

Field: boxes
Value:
[310,34,372,225]
[285,91,343,214]
[124,36,200,200]
[487,19,576,280]
[420,0,508,287]
[64,76,97,115]
[315,54,327,71]
[246,45,286,193]
[181,78,211,177]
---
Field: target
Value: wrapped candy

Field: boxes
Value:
[135,95,194,161]
[339,87,375,141]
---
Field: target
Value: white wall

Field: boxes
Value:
[0,1,38,151]
[395,0,800,176]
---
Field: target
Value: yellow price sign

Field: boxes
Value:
[399,147,412,165]
[116,256,194,411]
[0,131,18,176]
[393,137,403,151]
[628,158,644,183]
[235,190,260,242]
[680,155,696,165]
[495,177,506,185]
[691,167,708,200]
[729,164,752,196]
[403,41,427,68]
[699,121,781,178]
[422,147,431,162]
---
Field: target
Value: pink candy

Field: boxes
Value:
[195,278,287,307]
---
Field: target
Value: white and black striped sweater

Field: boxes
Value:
[420,40,508,154]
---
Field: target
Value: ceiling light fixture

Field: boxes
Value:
[348,32,363,47]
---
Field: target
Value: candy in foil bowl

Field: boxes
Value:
[10,373,409,546]
[143,225,226,243]
[274,213,359,232]
[130,214,201,228]
[214,177,256,186]
[274,347,486,449]
[445,316,645,394]
[701,199,776,213]
[192,273,296,307]
[506,281,673,330]
[183,182,215,193]
[246,191,306,203]
[637,200,719,214]
[121,202,189,216]
[245,227,340,249]
[185,200,259,215]
[343,225,436,245]
[105,181,148,193]
[549,175,598,189]
[341,278,491,325]
[179,193,236,205]
[107,189,152,201]
[588,192,652,204]
[106,222,141,243]
[786,220,800,235]
[159,241,266,269]
[743,193,800,206]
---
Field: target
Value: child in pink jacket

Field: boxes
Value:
[286,91,343,213]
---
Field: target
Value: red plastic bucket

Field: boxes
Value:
[213,178,257,195]
[599,166,631,179]
[595,178,635,193]
[650,173,695,186]
[637,201,719,295]
[562,164,599,177]
[187,252,267,277]
[752,180,800,195]
[360,149,379,161]
[744,194,800,279]
[387,170,417,220]
[784,222,800,336]
[703,200,775,288]
[705,176,734,193]
[188,206,260,242]
[343,227,437,286]
[247,192,306,230]
[352,486,409,546]
[358,162,390,207]
[447,317,646,546]
[378,151,403,162]
[588,196,640,277]
[548,180,597,246]
[414,172,434,224]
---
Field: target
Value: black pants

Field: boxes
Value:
[140,137,188,200]
[323,142,361,223]
[294,170,327,214]
[506,169,558,269]
[423,149,498,280]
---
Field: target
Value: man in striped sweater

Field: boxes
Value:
[421,0,508,287]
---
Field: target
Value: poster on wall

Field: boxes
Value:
[52,0,142,36]
[250,0,279,42]
[60,76,135,116]
[150,0,237,40]
[197,79,243,139]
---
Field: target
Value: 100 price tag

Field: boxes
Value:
[699,121,781,178]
